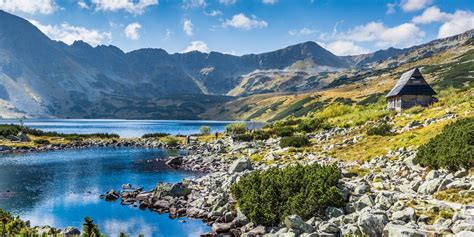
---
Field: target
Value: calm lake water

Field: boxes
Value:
[0,147,210,236]
[0,119,262,138]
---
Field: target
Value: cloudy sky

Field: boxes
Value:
[1,0,473,55]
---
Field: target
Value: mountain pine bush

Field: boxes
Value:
[231,164,344,226]
[414,117,473,170]
[280,135,310,148]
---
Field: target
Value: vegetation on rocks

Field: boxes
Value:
[414,117,473,170]
[161,136,180,147]
[225,123,247,135]
[367,121,393,136]
[280,135,310,148]
[231,164,344,226]
[142,132,170,138]
[0,124,119,140]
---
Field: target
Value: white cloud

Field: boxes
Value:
[124,22,141,40]
[205,10,222,16]
[412,6,450,24]
[411,7,474,38]
[77,0,89,9]
[29,19,112,46]
[182,0,206,8]
[262,0,277,4]
[223,13,267,30]
[400,0,431,12]
[323,40,369,56]
[219,0,236,4]
[386,2,396,14]
[438,10,474,38]
[341,21,425,48]
[183,41,210,53]
[288,27,316,36]
[0,0,56,14]
[183,19,193,36]
[90,0,158,14]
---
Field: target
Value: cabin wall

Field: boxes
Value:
[387,95,434,111]
[400,95,434,109]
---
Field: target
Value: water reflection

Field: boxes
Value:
[0,147,210,236]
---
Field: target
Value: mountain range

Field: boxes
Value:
[0,10,472,119]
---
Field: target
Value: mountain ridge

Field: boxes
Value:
[0,10,472,119]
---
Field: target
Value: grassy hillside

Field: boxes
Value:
[209,37,473,123]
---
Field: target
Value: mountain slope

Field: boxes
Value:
[0,10,351,119]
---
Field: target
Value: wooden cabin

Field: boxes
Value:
[386,68,437,111]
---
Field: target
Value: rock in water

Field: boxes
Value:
[166,156,183,167]
[228,158,252,174]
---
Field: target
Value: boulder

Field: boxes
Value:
[326,207,344,219]
[375,192,396,210]
[166,156,183,167]
[212,222,233,233]
[354,184,371,195]
[383,223,426,237]
[392,207,416,222]
[340,224,361,236]
[284,215,315,233]
[355,194,375,211]
[456,231,474,237]
[418,179,442,195]
[121,183,132,189]
[447,180,472,190]
[318,222,340,234]
[228,158,252,174]
[170,183,191,197]
[358,211,388,237]
[425,170,441,181]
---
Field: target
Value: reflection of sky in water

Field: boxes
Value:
[0,147,210,236]
[0,119,264,138]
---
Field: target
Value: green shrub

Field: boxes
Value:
[414,118,473,170]
[200,126,211,135]
[367,122,393,136]
[0,208,39,235]
[231,164,344,226]
[297,117,332,133]
[161,136,180,147]
[0,125,20,137]
[273,126,294,137]
[234,133,253,142]
[280,135,310,148]
[252,130,272,140]
[142,133,170,138]
[225,123,247,135]
[34,139,50,145]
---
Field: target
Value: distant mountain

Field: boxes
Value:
[0,10,472,119]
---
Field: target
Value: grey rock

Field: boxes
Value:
[284,215,315,233]
[437,178,453,192]
[447,180,472,190]
[455,231,474,237]
[383,223,427,237]
[326,207,344,219]
[358,211,388,237]
[392,207,416,222]
[340,224,361,236]
[355,184,371,195]
[454,170,468,178]
[212,222,233,233]
[418,179,442,195]
[228,158,252,174]
[355,194,375,211]
[426,170,441,181]
[452,220,474,233]
[375,192,396,210]
[169,182,191,197]
[318,222,340,233]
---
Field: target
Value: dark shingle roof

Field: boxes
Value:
[386,68,436,98]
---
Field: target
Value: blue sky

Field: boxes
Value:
[1,0,473,55]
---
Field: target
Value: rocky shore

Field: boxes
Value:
[100,134,474,237]
[0,137,183,154]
